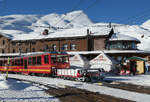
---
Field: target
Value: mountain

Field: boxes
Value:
[0,10,150,50]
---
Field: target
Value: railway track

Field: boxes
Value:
[99,80,150,95]
[8,77,133,102]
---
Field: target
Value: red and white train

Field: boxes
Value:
[0,52,104,81]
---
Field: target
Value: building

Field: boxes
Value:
[0,27,113,53]
[0,26,150,61]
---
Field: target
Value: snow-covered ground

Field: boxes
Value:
[5,74,150,102]
[105,74,150,86]
[0,74,60,102]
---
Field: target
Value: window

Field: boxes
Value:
[32,48,35,52]
[12,42,16,46]
[28,57,32,65]
[32,42,36,45]
[44,55,49,64]
[132,42,136,49]
[2,40,5,45]
[26,48,28,53]
[70,44,76,50]
[25,42,29,45]
[51,55,56,63]
[32,57,36,65]
[62,44,68,50]
[0,61,3,66]
[11,59,15,66]
[43,45,49,51]
[37,56,41,65]
[17,59,21,66]
[2,49,4,53]
[52,44,56,51]
[21,58,23,66]
[57,55,69,63]
[15,59,18,65]
[13,49,15,53]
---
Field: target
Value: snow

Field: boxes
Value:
[1,10,150,50]
[67,50,150,55]
[70,54,90,68]
[105,74,150,87]
[90,52,118,71]
[109,32,140,42]
[6,74,150,102]
[0,74,60,102]
[12,26,111,40]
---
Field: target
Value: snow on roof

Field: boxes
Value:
[67,50,150,55]
[70,54,90,68]
[90,52,118,71]
[0,32,13,39]
[12,27,112,41]
[109,32,140,42]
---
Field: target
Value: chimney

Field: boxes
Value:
[109,22,111,28]
[42,29,49,35]
[87,29,90,36]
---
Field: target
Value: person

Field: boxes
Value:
[132,67,136,75]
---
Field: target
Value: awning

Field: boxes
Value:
[127,56,146,62]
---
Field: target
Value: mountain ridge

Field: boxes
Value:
[0,10,150,50]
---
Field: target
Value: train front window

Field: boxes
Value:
[51,55,57,63]
[57,55,69,63]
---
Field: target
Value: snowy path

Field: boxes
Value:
[0,75,60,102]
[7,74,150,102]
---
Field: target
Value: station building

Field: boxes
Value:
[0,26,150,74]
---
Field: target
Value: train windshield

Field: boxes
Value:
[57,55,69,63]
[51,54,69,63]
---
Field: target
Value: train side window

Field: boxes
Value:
[17,59,20,66]
[44,55,49,64]
[32,57,36,65]
[0,61,2,66]
[28,57,32,65]
[37,56,41,65]
[21,58,23,66]
[11,59,14,66]
[15,59,17,65]
[51,55,56,63]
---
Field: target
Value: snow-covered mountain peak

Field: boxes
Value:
[141,20,150,30]
[1,10,150,50]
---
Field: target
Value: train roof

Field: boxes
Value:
[0,51,68,60]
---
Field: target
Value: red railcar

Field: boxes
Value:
[0,52,70,75]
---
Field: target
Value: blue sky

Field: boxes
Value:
[0,0,150,25]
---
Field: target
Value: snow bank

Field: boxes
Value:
[0,74,60,102]
[7,74,150,102]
